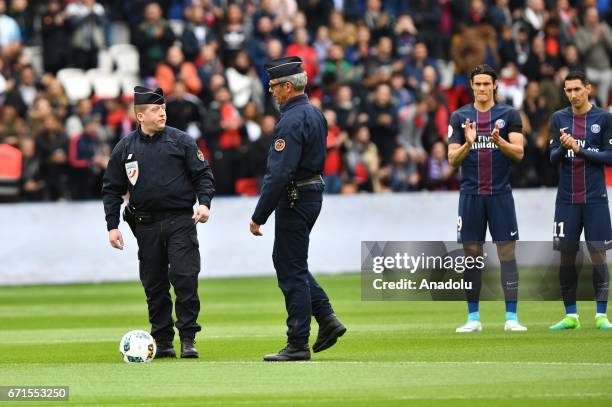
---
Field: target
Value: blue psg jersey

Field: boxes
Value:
[448,103,523,195]
[549,106,612,204]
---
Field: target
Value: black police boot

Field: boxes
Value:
[263,343,311,362]
[155,341,176,359]
[180,338,199,358]
[313,314,347,353]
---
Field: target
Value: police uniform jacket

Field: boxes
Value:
[251,94,326,225]
[102,126,215,231]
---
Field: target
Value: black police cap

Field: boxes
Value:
[133,86,165,105]
[264,56,304,80]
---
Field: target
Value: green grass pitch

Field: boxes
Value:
[1,273,611,406]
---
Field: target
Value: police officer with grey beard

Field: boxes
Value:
[102,86,215,359]
[250,57,347,361]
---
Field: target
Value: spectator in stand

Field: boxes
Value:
[576,6,612,108]
[487,0,513,33]
[364,83,398,166]
[0,104,26,146]
[65,0,106,70]
[323,44,361,88]
[404,42,439,94]
[498,24,519,67]
[218,3,249,67]
[390,71,414,111]
[332,85,358,132]
[65,98,94,138]
[286,28,319,87]
[45,78,70,120]
[155,45,202,96]
[5,65,40,118]
[225,50,264,111]
[181,3,216,62]
[133,2,175,77]
[561,43,583,72]
[0,0,21,48]
[299,0,333,34]
[247,114,275,185]
[204,87,245,195]
[345,23,372,66]
[381,146,420,192]
[425,141,454,190]
[344,125,381,193]
[497,62,528,109]
[197,44,224,94]
[408,0,440,58]
[363,36,401,89]
[36,115,69,201]
[363,0,393,41]
[520,80,553,187]
[68,115,108,199]
[397,98,428,165]
[243,102,262,143]
[41,0,69,74]
[328,9,357,48]
[523,0,547,38]
[8,0,32,45]
[312,25,332,73]
[19,137,42,201]
[165,81,206,139]
[323,109,346,194]
[394,14,418,60]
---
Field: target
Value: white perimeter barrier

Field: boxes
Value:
[0,188,610,285]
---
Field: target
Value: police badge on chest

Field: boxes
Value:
[125,154,139,186]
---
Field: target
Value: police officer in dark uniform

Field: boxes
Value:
[250,56,347,361]
[102,86,215,359]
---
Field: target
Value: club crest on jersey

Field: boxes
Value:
[495,119,505,128]
[591,124,600,134]
[274,138,286,152]
[197,150,205,162]
[125,161,139,185]
[447,124,453,139]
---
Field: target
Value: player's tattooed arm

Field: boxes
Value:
[448,119,475,166]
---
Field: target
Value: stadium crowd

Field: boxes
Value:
[0,0,611,201]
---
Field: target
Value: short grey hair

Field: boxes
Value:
[272,71,308,91]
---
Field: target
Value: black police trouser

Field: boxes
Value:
[272,199,334,345]
[134,213,201,342]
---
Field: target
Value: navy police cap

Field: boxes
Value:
[264,56,304,80]
[133,86,165,105]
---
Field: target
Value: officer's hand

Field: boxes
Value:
[109,229,124,250]
[193,205,210,224]
[250,220,262,236]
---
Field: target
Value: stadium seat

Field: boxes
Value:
[110,22,130,45]
[120,74,140,98]
[57,68,93,102]
[0,144,22,201]
[57,68,86,84]
[91,72,121,99]
[97,49,114,72]
[235,178,259,196]
[109,44,140,75]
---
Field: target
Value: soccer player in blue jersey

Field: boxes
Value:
[448,64,527,332]
[548,71,612,330]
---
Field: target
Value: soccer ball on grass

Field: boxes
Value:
[119,330,156,363]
